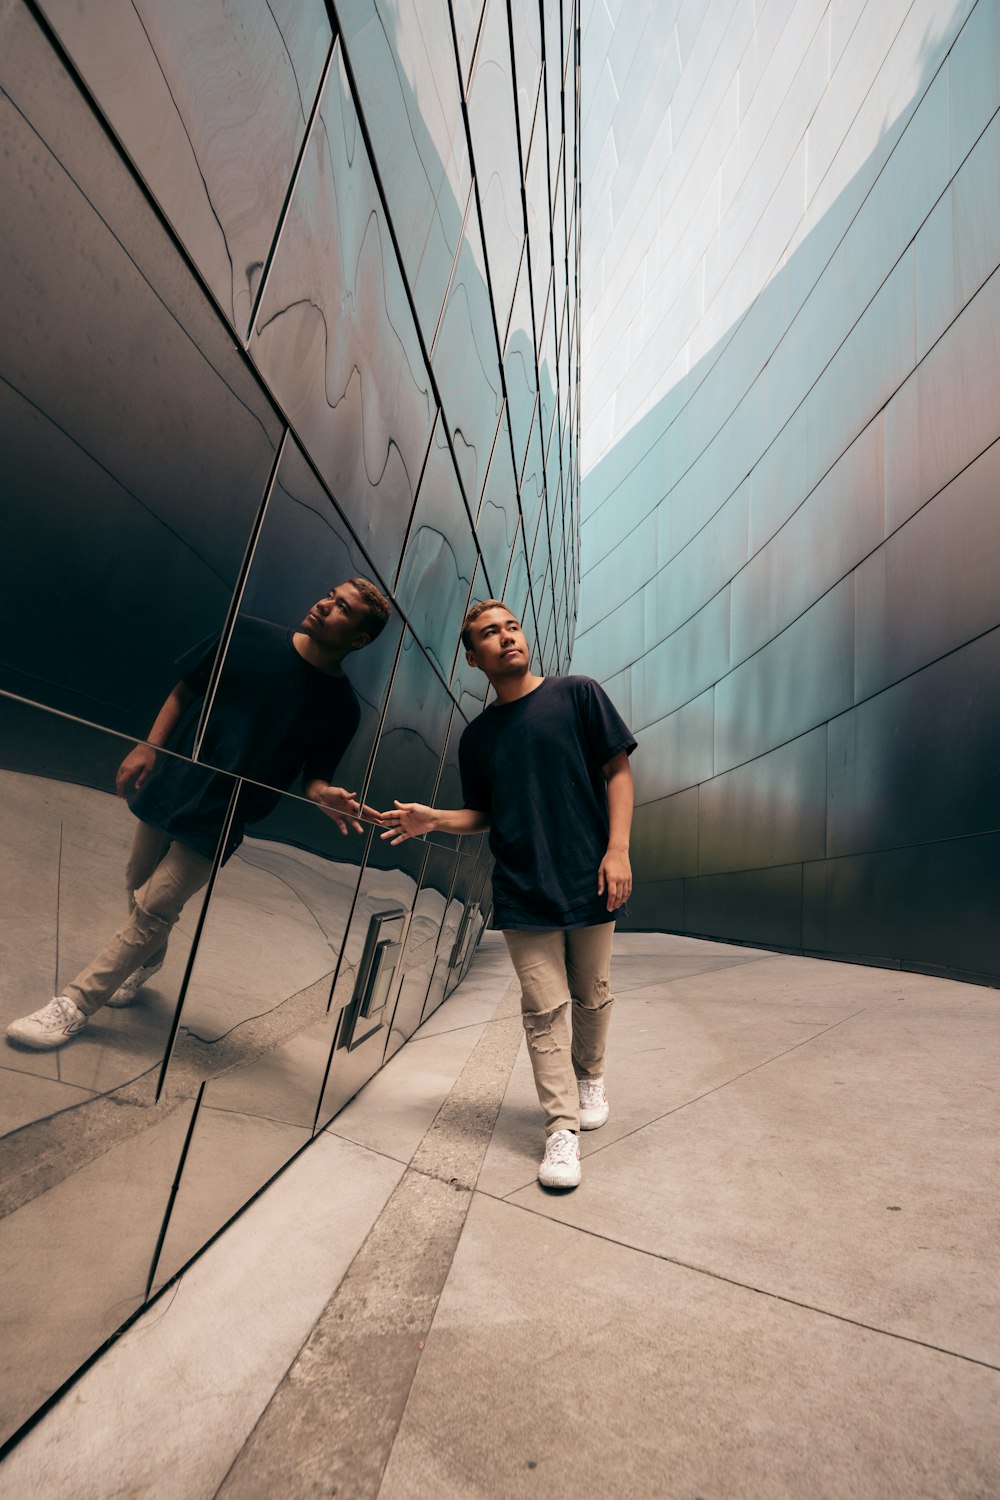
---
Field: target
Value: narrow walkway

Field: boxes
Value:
[2,934,997,1499]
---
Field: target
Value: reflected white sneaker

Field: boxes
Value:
[7,996,88,1050]
[107,960,164,1008]
[578,1075,609,1130]
[538,1128,581,1189]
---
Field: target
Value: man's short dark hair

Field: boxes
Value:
[346,577,391,641]
[461,598,511,651]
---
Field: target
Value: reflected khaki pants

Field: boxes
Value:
[502,923,615,1136]
[64,821,212,1016]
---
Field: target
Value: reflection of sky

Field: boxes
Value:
[579,0,971,473]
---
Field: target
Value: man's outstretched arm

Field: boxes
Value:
[599,749,634,911]
[115,681,198,797]
[380,802,490,846]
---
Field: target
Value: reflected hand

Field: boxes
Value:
[598,848,632,911]
[379,800,436,846]
[116,744,157,798]
[314,785,364,835]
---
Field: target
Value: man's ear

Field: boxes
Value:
[465,647,477,667]
[350,631,372,651]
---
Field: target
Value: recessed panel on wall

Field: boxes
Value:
[383,840,459,1059]
[250,40,435,582]
[318,632,452,1114]
[36,0,332,334]
[0,4,282,736]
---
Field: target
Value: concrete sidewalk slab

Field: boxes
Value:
[377,1193,1000,1500]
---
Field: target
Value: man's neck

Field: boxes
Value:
[292,630,347,677]
[490,668,545,704]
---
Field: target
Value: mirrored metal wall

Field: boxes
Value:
[575,0,1000,982]
[0,0,580,1447]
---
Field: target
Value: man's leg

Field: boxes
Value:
[502,929,578,1135]
[123,821,172,966]
[565,922,616,1080]
[64,841,212,1017]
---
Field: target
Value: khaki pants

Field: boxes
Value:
[503,923,615,1136]
[64,821,212,1017]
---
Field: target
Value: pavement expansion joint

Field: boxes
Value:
[214,982,524,1500]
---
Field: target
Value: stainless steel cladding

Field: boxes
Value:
[0,0,580,1446]
[574,0,1000,983]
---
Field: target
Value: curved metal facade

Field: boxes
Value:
[0,0,580,1446]
[575,0,1000,983]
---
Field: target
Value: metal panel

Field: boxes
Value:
[683,864,803,949]
[250,41,434,582]
[466,0,524,335]
[716,578,854,775]
[337,0,472,344]
[632,689,714,804]
[698,728,827,876]
[855,440,1000,702]
[803,834,1000,980]
[0,5,282,736]
[828,627,1000,859]
[38,0,332,333]
[395,415,477,683]
[431,189,505,509]
[631,786,699,881]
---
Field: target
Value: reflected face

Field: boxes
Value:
[465,607,528,677]
[300,582,371,650]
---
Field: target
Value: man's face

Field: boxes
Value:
[300,583,371,651]
[465,607,529,677]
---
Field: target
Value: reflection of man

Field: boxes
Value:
[381,600,635,1190]
[8,579,391,1051]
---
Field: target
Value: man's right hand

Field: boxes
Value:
[116,744,157,798]
[379,800,437,845]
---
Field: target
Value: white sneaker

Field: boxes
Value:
[107,960,164,1008]
[7,996,89,1050]
[578,1075,609,1130]
[538,1128,581,1189]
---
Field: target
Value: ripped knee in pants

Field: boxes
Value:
[117,902,174,948]
[573,976,613,1011]
[522,1001,568,1054]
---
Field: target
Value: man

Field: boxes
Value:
[7,578,391,1051]
[381,599,635,1189]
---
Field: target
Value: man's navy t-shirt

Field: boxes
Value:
[458,676,636,930]
[130,616,360,859]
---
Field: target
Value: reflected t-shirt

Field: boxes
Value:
[459,676,636,930]
[130,615,360,859]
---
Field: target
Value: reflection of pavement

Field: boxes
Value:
[0,772,463,1447]
[0,772,367,1130]
[0,771,184,1126]
[3,933,998,1497]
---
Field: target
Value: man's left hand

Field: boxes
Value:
[598,848,632,911]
